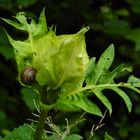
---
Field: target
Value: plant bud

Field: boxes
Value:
[4,9,89,89]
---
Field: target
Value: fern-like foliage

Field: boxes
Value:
[56,44,140,116]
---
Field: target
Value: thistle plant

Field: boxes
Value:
[2,9,140,140]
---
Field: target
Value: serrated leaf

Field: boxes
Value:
[3,124,34,140]
[92,44,114,84]
[2,8,47,39]
[109,87,132,112]
[3,11,47,80]
[31,8,48,39]
[57,94,102,116]
[127,75,140,87]
[92,89,112,115]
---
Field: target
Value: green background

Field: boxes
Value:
[0,0,140,139]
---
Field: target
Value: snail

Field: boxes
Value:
[22,67,36,85]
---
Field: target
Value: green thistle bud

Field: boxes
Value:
[3,9,89,89]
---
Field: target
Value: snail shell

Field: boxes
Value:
[22,67,36,85]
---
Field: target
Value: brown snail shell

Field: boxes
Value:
[22,67,36,85]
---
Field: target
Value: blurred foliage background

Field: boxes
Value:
[0,0,140,139]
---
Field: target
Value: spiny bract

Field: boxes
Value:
[3,9,89,89]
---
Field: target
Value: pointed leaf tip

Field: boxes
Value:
[108,44,115,52]
[109,87,132,113]
[78,26,89,35]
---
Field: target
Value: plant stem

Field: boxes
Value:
[62,83,140,98]
[34,86,49,140]
[34,110,48,140]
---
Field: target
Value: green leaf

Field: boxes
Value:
[6,33,33,85]
[125,28,140,50]
[0,0,12,11]
[57,94,102,116]
[20,87,39,110]
[126,0,140,14]
[3,124,34,140]
[109,87,132,112]
[99,64,132,84]
[135,104,140,115]
[92,89,112,115]
[39,102,56,111]
[92,44,115,84]
[65,134,83,140]
[56,93,82,112]
[104,132,114,140]
[135,41,140,51]
[3,9,48,86]
[0,45,14,60]
[31,8,48,39]
[17,0,36,7]
[0,29,14,60]
[2,8,47,39]
[103,20,130,35]
[127,75,140,87]
[125,28,140,42]
[110,64,132,78]
[56,97,82,112]
[85,57,96,85]
[75,98,102,116]
[115,9,129,17]
[0,110,7,129]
